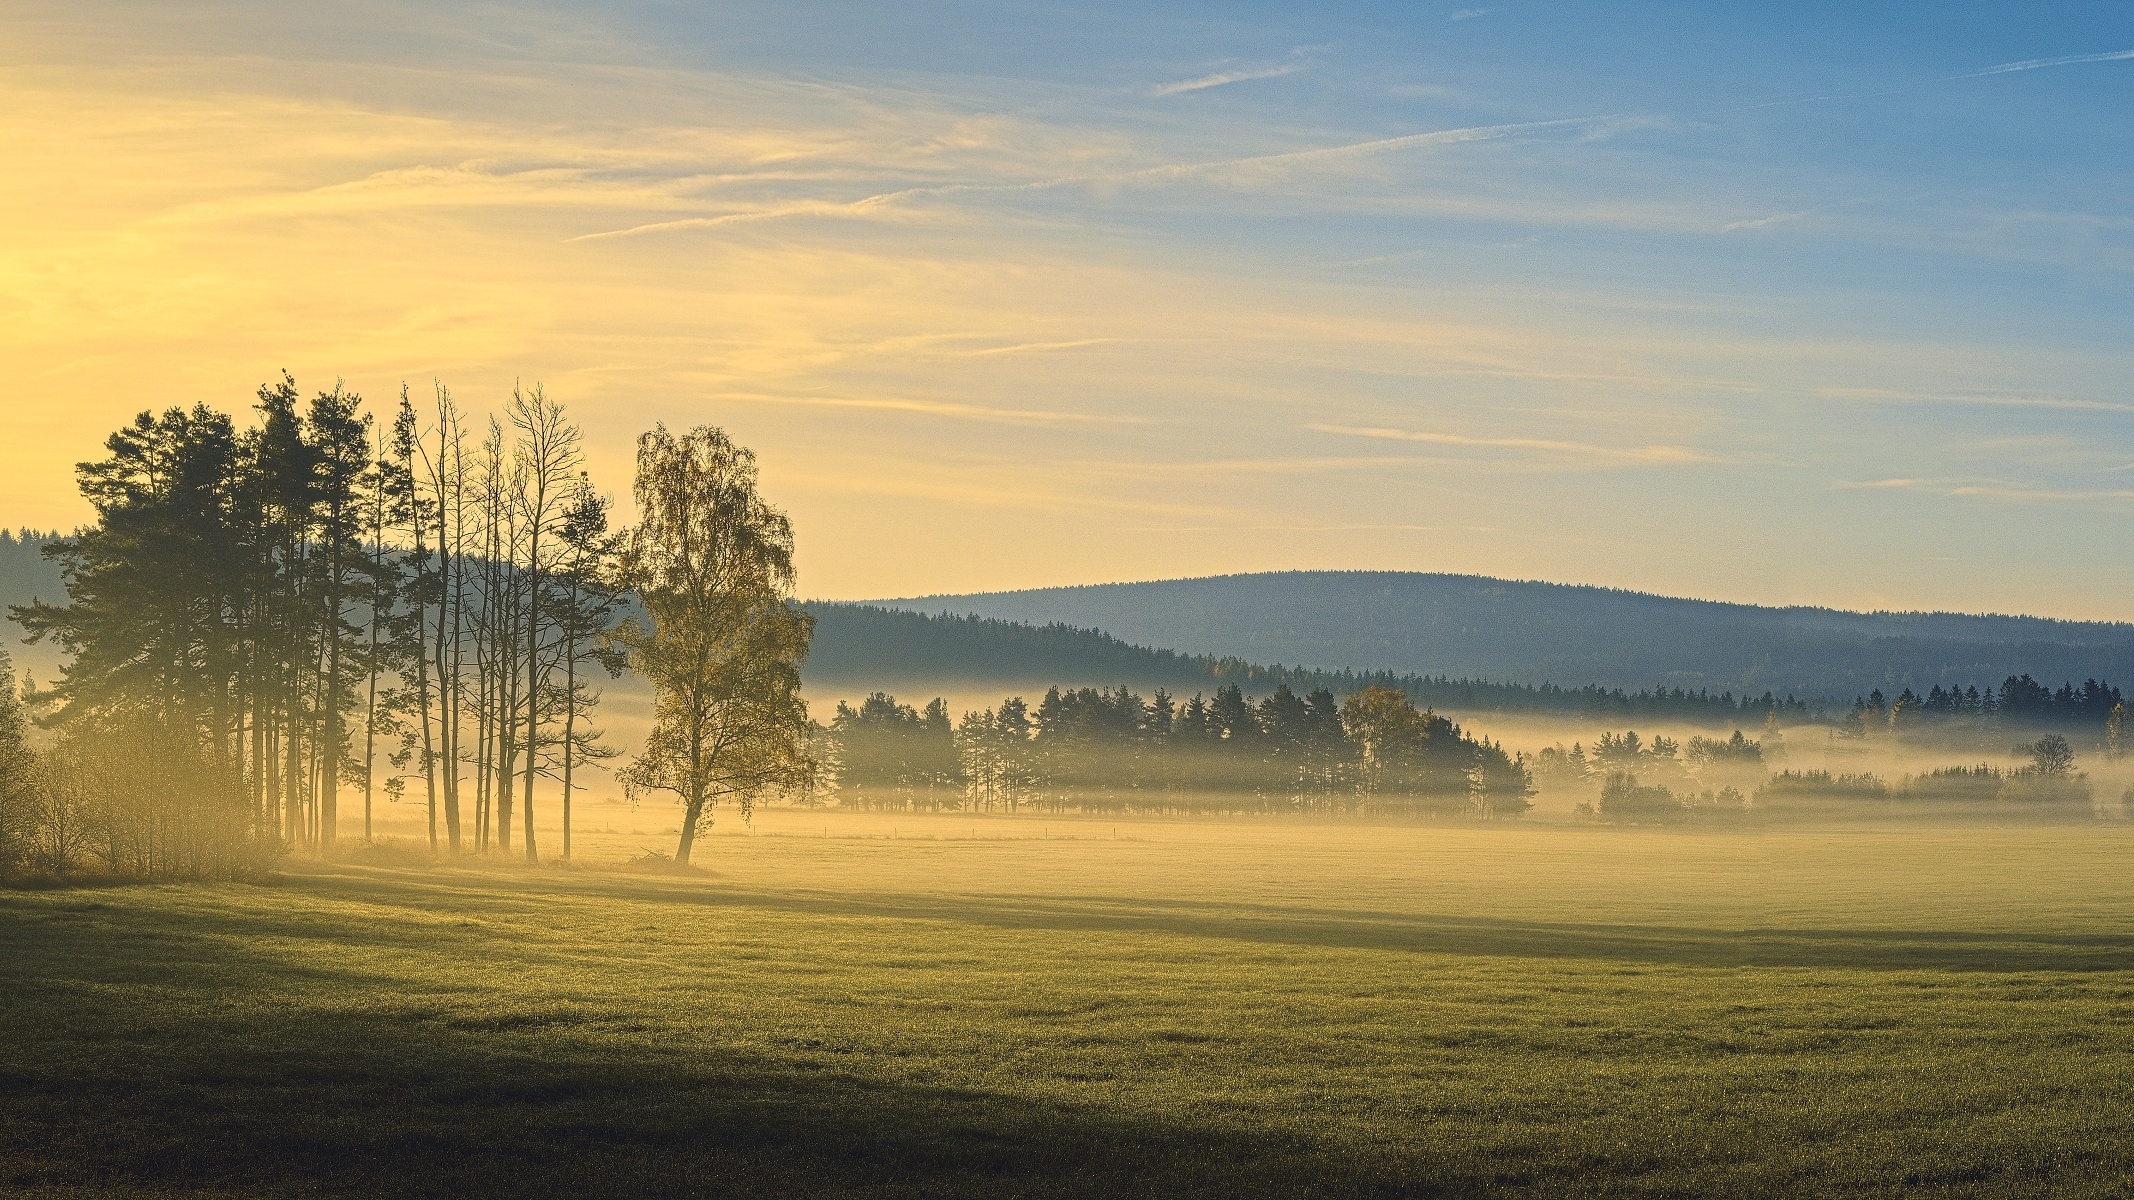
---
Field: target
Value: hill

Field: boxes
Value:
[0,532,1797,723]
[869,571,2134,702]
[802,604,1797,721]
[0,529,67,676]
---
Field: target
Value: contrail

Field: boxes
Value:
[1153,63,1306,97]
[1968,49,2134,77]
[1729,47,2134,113]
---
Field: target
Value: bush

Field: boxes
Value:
[1995,768,2093,811]
[1754,770,1888,815]
[1900,765,2003,805]
[1597,772,1683,824]
[32,713,273,880]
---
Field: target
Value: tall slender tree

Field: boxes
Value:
[549,480,625,861]
[507,385,582,864]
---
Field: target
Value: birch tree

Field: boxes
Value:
[613,425,811,868]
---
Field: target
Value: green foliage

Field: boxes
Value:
[613,425,812,865]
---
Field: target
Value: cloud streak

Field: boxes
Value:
[1722,210,1806,233]
[1310,423,1721,464]
[1839,478,2134,504]
[1970,49,2134,77]
[574,115,1615,240]
[1152,62,1307,97]
[721,390,1152,427]
[1816,387,2134,415]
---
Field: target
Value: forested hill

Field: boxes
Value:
[867,571,2134,702]
[803,604,1807,722]
[0,530,66,669]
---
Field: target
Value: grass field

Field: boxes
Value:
[8,811,2134,1197]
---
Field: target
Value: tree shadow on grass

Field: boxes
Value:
[0,896,1447,1200]
[296,864,2134,975]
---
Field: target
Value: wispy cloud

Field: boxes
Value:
[953,338,1118,358]
[1969,49,2134,78]
[1731,47,2134,114]
[1838,477,2134,504]
[575,115,1616,240]
[1309,423,1721,464]
[1153,62,1308,97]
[1723,210,1807,233]
[1124,522,1448,533]
[721,390,1151,427]
[1815,387,2134,414]
[1838,477,1932,490]
[1449,8,1492,20]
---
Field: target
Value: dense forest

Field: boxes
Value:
[805,604,1819,723]
[0,529,67,668]
[819,682,1534,818]
[811,605,2128,734]
[879,571,2134,701]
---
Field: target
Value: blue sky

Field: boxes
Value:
[5,1,2133,614]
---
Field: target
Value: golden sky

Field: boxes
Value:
[7,2,2134,615]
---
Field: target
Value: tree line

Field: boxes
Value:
[818,683,1535,818]
[1839,678,2126,736]
[806,603,1818,724]
[1525,725,2102,824]
[0,379,810,878]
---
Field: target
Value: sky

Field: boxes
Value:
[5,1,2134,616]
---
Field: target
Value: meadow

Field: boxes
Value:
[9,810,2134,1198]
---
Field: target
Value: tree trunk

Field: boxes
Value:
[520,500,543,865]
[561,626,575,863]
[437,492,462,852]
[362,590,380,842]
[415,582,438,853]
[322,551,341,849]
[676,794,704,867]
[497,619,516,853]
[284,689,303,848]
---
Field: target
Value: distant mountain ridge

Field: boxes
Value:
[802,604,1809,722]
[867,571,2134,701]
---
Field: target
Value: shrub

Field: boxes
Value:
[1901,765,2003,805]
[34,713,272,880]
[1754,770,1888,813]
[1996,767,2093,811]
[1597,772,1683,824]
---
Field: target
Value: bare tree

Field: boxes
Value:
[507,385,582,864]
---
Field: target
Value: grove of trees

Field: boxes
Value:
[0,379,811,878]
[821,683,1535,818]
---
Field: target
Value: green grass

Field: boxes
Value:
[8,813,2134,1197]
